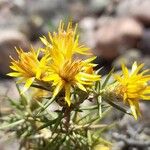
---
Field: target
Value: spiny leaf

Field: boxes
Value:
[7,97,23,110]
[95,81,101,93]
[104,98,131,115]
[0,119,25,130]
[87,130,92,146]
[52,112,63,134]
[79,105,98,111]
[37,118,58,131]
[16,84,28,106]
[95,67,103,75]
[35,96,55,116]
[98,96,102,118]
[102,68,114,89]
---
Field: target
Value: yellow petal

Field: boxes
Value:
[132,63,144,75]
[10,65,18,71]
[40,37,49,46]
[36,69,41,79]
[131,62,137,73]
[21,77,35,94]
[53,81,64,98]
[121,63,129,77]
[77,72,100,81]
[113,74,122,82]
[76,82,87,92]
[82,56,96,64]
[128,99,139,120]
[65,84,71,106]
[141,95,150,100]
[7,72,22,77]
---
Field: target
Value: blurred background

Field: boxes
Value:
[0,0,150,149]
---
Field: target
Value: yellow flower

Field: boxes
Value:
[7,47,49,93]
[43,56,100,106]
[40,21,91,59]
[39,21,100,106]
[114,62,150,120]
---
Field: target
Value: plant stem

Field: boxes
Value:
[64,107,71,132]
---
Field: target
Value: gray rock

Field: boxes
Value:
[26,0,67,16]
[89,0,111,13]
[0,0,27,29]
[94,17,121,59]
[93,17,143,59]
[138,29,150,55]
[68,1,89,22]
[0,137,19,150]
[79,17,97,49]
[118,18,143,49]
[0,30,30,75]
[0,79,19,100]
[117,0,150,26]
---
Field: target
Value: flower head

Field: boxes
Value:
[40,21,100,106]
[43,55,100,106]
[114,62,150,119]
[7,47,49,93]
[40,21,91,58]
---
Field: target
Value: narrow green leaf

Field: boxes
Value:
[34,100,54,117]
[102,68,114,89]
[93,135,112,146]
[90,107,112,125]
[7,97,23,109]
[76,111,92,124]
[98,96,102,118]
[87,130,92,146]
[95,81,101,93]
[37,118,58,131]
[79,105,98,111]
[52,112,63,134]
[35,96,55,116]
[0,119,25,130]
[16,84,28,106]
[104,98,131,115]
[95,67,103,74]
